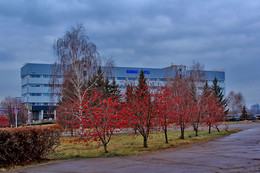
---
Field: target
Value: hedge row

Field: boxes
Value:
[0,125,61,167]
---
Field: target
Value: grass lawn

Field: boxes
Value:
[220,121,253,125]
[0,129,239,172]
[50,129,238,160]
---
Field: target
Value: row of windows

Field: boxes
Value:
[109,77,167,81]
[22,84,61,89]
[30,93,60,97]
[27,75,224,82]
[29,102,56,106]
[22,80,224,91]
[108,77,224,83]
[29,74,62,78]
[22,93,59,97]
[118,85,160,89]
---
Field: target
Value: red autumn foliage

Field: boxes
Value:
[68,89,123,153]
[0,115,8,128]
[204,92,225,133]
[123,73,158,148]
[66,70,226,151]
[189,91,207,136]
[154,86,174,143]
[168,77,194,139]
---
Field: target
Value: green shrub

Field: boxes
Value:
[0,125,61,167]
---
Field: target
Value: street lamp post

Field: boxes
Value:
[14,108,18,128]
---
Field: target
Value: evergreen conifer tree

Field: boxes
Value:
[87,66,115,99]
[137,70,149,98]
[138,70,146,89]
[109,78,120,100]
[191,81,197,100]
[212,77,228,115]
[203,81,210,97]
[241,105,249,120]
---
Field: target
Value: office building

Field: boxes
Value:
[21,63,225,121]
[251,104,260,114]
[251,104,259,110]
[21,64,62,121]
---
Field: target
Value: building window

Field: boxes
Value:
[159,78,166,81]
[117,77,126,80]
[30,74,41,78]
[108,77,114,80]
[149,78,157,81]
[143,70,150,74]
[30,84,40,87]
[43,75,51,78]
[30,93,42,96]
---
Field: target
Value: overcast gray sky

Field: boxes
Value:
[0,0,260,107]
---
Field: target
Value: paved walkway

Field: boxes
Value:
[10,123,260,173]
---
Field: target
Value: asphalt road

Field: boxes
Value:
[9,123,260,173]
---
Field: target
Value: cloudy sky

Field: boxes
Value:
[0,0,260,107]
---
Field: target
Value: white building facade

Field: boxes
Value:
[21,63,225,121]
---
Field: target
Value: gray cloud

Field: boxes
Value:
[0,0,260,106]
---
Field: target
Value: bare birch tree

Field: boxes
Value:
[188,61,206,135]
[227,91,245,117]
[51,24,113,133]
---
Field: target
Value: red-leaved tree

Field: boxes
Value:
[124,70,157,148]
[68,89,123,153]
[168,76,193,139]
[154,86,174,143]
[204,92,224,134]
[189,82,207,136]
[0,115,8,128]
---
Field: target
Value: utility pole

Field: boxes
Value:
[14,108,18,127]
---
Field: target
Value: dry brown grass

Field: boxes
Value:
[50,129,238,160]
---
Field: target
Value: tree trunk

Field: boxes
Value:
[104,143,108,153]
[215,125,220,132]
[70,128,74,137]
[195,128,198,136]
[164,129,168,143]
[208,126,211,134]
[143,136,148,148]
[193,126,196,132]
[224,123,229,132]
[180,126,185,139]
